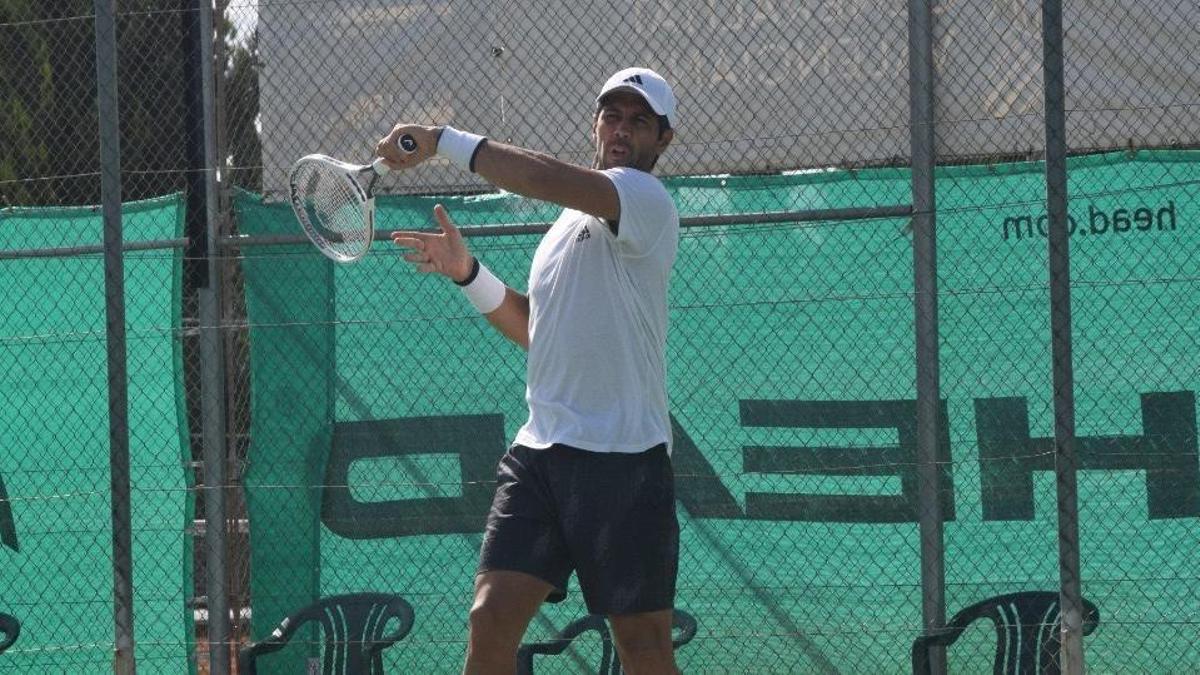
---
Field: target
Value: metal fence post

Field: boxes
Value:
[93,0,136,672]
[909,1,946,673]
[1040,0,1085,672]
[196,0,231,672]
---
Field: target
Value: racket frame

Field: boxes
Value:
[288,135,413,263]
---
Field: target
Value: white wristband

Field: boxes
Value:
[437,126,487,172]
[456,258,506,314]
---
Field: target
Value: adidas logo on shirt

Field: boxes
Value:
[576,225,591,242]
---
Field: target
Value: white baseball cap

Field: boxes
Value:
[596,67,677,128]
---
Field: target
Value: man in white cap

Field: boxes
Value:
[376,67,682,674]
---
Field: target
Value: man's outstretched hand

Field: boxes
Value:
[390,204,474,282]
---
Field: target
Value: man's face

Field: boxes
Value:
[593,92,673,171]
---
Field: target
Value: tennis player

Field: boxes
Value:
[376,67,681,674]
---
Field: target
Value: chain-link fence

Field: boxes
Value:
[1,0,1198,673]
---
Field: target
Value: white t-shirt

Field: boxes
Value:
[513,167,679,453]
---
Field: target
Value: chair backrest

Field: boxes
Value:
[912,591,1100,675]
[518,609,698,675]
[0,612,19,654]
[613,609,697,675]
[517,614,613,675]
[239,592,414,675]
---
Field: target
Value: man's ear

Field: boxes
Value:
[656,128,674,154]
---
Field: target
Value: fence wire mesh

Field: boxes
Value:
[0,0,1197,673]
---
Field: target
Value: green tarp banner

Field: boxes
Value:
[238,151,1199,673]
[0,195,191,672]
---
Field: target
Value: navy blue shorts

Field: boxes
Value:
[477,442,679,615]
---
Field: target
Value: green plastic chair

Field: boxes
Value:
[239,592,414,674]
[517,609,697,674]
[0,612,19,654]
[912,591,1100,675]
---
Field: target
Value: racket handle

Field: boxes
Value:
[372,134,418,176]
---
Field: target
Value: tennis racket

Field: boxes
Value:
[288,134,417,263]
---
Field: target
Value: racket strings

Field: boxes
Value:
[296,162,371,260]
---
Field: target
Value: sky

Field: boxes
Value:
[227,0,258,44]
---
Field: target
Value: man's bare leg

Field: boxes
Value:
[462,570,554,675]
[609,609,679,674]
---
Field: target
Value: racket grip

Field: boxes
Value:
[372,134,418,176]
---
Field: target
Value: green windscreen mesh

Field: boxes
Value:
[238,151,1199,673]
[0,195,191,672]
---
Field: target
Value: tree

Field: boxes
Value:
[0,0,190,206]
[223,24,263,193]
[0,0,59,206]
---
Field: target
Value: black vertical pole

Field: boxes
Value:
[94,0,136,672]
[1041,0,1085,672]
[185,0,231,672]
[909,0,946,672]
[182,0,209,286]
